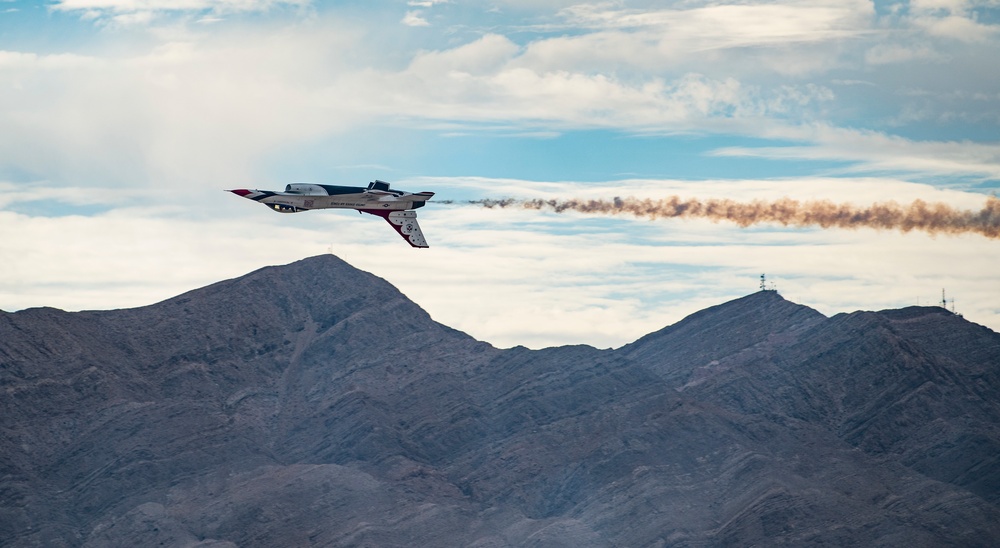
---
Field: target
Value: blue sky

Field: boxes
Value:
[1,0,998,348]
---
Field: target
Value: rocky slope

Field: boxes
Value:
[2,255,999,546]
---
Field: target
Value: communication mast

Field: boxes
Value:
[759,274,777,292]
[939,289,962,316]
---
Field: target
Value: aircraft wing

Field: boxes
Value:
[360,209,429,248]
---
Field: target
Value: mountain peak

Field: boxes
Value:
[618,291,825,379]
[117,254,432,334]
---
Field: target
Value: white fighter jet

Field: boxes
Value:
[227,180,434,248]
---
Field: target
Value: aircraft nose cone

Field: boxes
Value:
[227,189,253,197]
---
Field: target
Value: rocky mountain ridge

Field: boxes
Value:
[2,254,999,546]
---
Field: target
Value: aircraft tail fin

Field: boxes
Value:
[360,209,429,248]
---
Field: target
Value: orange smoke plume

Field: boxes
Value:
[473,196,1000,239]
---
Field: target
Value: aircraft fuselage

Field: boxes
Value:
[227,180,434,247]
[230,182,431,214]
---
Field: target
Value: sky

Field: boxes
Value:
[1,0,998,349]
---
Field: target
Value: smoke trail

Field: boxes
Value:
[470,195,1000,239]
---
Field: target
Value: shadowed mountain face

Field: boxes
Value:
[2,255,999,546]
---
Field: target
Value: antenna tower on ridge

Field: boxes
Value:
[760,274,766,292]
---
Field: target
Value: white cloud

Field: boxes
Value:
[505,1,874,78]
[914,13,1000,42]
[406,33,519,75]
[0,22,367,188]
[402,10,430,26]
[0,181,146,209]
[558,0,874,46]
[50,0,313,27]
[362,46,833,131]
[865,42,945,64]
[52,0,310,14]
[3,178,996,349]
[712,124,1000,180]
[876,0,1000,44]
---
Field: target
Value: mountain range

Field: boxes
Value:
[2,254,999,546]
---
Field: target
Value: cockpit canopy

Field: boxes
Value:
[368,180,391,191]
[284,183,327,195]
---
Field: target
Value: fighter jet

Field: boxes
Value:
[227,180,434,248]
